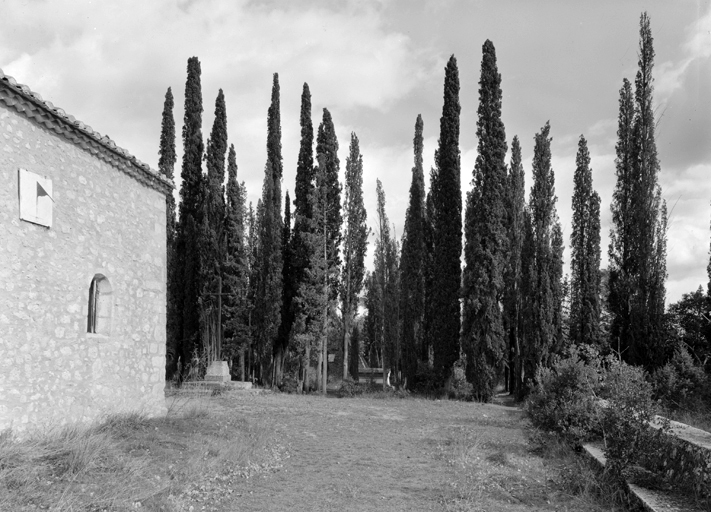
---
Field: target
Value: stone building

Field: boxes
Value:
[0,69,172,434]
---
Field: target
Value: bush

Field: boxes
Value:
[447,359,473,401]
[600,360,659,477]
[651,345,709,412]
[411,361,442,398]
[525,345,606,445]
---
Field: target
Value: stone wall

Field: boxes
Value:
[0,103,167,434]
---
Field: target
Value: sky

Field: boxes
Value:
[1,0,709,304]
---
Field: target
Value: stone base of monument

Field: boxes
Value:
[205,361,231,382]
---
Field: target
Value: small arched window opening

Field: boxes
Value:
[87,275,112,335]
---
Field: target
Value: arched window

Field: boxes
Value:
[87,275,112,335]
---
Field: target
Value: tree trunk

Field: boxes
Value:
[240,347,245,381]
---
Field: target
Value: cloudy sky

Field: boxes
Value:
[1,0,709,304]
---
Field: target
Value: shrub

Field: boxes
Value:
[411,361,442,398]
[525,345,606,445]
[651,345,709,412]
[600,360,659,477]
[447,359,473,401]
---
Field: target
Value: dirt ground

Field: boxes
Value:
[180,391,611,512]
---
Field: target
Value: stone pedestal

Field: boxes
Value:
[204,361,231,382]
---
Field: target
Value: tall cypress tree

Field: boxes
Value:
[374,179,399,387]
[201,89,229,347]
[315,108,342,295]
[430,55,462,383]
[522,122,560,388]
[290,83,315,390]
[159,87,178,379]
[175,56,205,373]
[570,135,602,347]
[223,145,249,378]
[609,13,666,368]
[340,133,368,380]
[400,115,427,387]
[275,190,295,387]
[503,136,525,396]
[254,74,283,383]
[462,40,508,401]
[292,83,315,289]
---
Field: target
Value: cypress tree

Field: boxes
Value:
[430,55,462,383]
[374,179,399,387]
[570,135,602,347]
[423,185,436,366]
[223,145,249,379]
[201,89,229,354]
[293,157,331,394]
[462,40,508,401]
[275,190,295,386]
[400,115,427,388]
[523,122,560,388]
[175,56,205,373]
[254,74,283,383]
[159,87,179,379]
[340,133,368,380]
[292,83,315,292]
[315,108,342,295]
[290,83,315,391]
[503,136,525,396]
[609,13,666,368]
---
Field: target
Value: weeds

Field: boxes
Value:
[0,396,272,511]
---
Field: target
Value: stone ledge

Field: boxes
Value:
[582,443,705,512]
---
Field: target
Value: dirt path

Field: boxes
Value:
[195,392,548,512]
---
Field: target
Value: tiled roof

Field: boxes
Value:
[0,68,173,196]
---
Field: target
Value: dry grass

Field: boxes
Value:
[436,425,629,511]
[0,396,272,512]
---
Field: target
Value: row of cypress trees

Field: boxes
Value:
[162,61,369,391]
[370,12,666,399]
[162,12,667,399]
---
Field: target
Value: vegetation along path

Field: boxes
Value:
[178,391,615,512]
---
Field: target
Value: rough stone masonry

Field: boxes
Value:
[0,70,172,435]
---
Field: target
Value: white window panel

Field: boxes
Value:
[18,168,53,228]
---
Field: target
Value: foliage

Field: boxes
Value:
[315,108,342,295]
[525,345,606,445]
[430,55,462,384]
[599,360,657,477]
[412,361,441,398]
[372,180,401,386]
[502,136,526,397]
[608,13,667,369]
[160,86,179,379]
[175,56,205,376]
[521,122,564,390]
[400,114,427,388]
[253,74,284,383]
[651,344,710,411]
[666,286,711,370]
[461,40,508,402]
[446,359,473,401]
[340,132,368,380]
[222,145,249,365]
[570,135,602,348]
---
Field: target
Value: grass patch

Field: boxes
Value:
[436,423,629,511]
[0,396,273,511]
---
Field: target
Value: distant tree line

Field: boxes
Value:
[160,13,709,400]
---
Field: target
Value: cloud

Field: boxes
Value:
[0,0,429,195]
